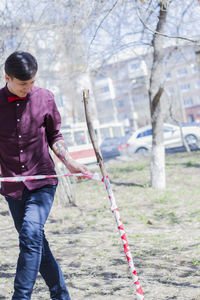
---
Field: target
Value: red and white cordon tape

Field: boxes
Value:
[0,172,144,299]
[104,176,144,300]
[0,172,102,183]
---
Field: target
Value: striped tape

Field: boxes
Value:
[0,172,103,183]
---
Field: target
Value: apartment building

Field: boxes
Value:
[90,45,200,131]
[163,46,200,122]
[90,57,149,129]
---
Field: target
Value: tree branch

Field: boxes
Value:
[136,1,200,45]
[176,0,196,37]
[88,0,120,50]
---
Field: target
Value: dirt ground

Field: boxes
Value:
[0,152,200,300]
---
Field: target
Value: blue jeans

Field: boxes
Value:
[5,185,71,300]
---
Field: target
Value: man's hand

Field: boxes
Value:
[52,139,89,180]
[65,158,89,180]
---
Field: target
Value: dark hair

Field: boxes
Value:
[5,51,38,80]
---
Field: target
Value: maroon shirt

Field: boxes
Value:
[0,85,64,200]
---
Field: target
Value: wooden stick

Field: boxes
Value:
[82,89,144,300]
[82,89,107,178]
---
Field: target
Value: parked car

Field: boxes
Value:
[125,123,200,155]
[100,136,129,159]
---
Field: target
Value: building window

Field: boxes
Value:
[165,72,171,80]
[192,64,199,73]
[130,62,140,70]
[180,83,190,92]
[100,86,110,93]
[115,86,123,93]
[183,98,193,107]
[177,68,187,77]
[174,53,184,62]
[195,80,200,88]
[118,100,124,107]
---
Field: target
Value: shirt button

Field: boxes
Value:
[22,165,25,168]
[17,119,20,122]
[20,150,23,153]
[19,135,22,138]
[17,103,20,106]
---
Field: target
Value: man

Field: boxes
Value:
[0,51,88,299]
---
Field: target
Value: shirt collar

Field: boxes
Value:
[3,84,31,101]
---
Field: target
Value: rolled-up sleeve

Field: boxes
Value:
[45,91,64,148]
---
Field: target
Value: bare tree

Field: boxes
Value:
[86,0,200,188]
[136,0,200,188]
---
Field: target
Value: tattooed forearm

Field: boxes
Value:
[52,140,72,166]
[52,139,88,175]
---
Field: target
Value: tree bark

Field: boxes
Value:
[149,5,167,189]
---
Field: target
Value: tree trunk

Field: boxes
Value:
[149,5,167,189]
[150,87,165,189]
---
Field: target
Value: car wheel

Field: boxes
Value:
[135,147,149,155]
[185,134,198,150]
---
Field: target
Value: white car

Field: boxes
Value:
[126,123,200,155]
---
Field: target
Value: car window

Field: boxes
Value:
[137,129,152,138]
[163,126,174,132]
